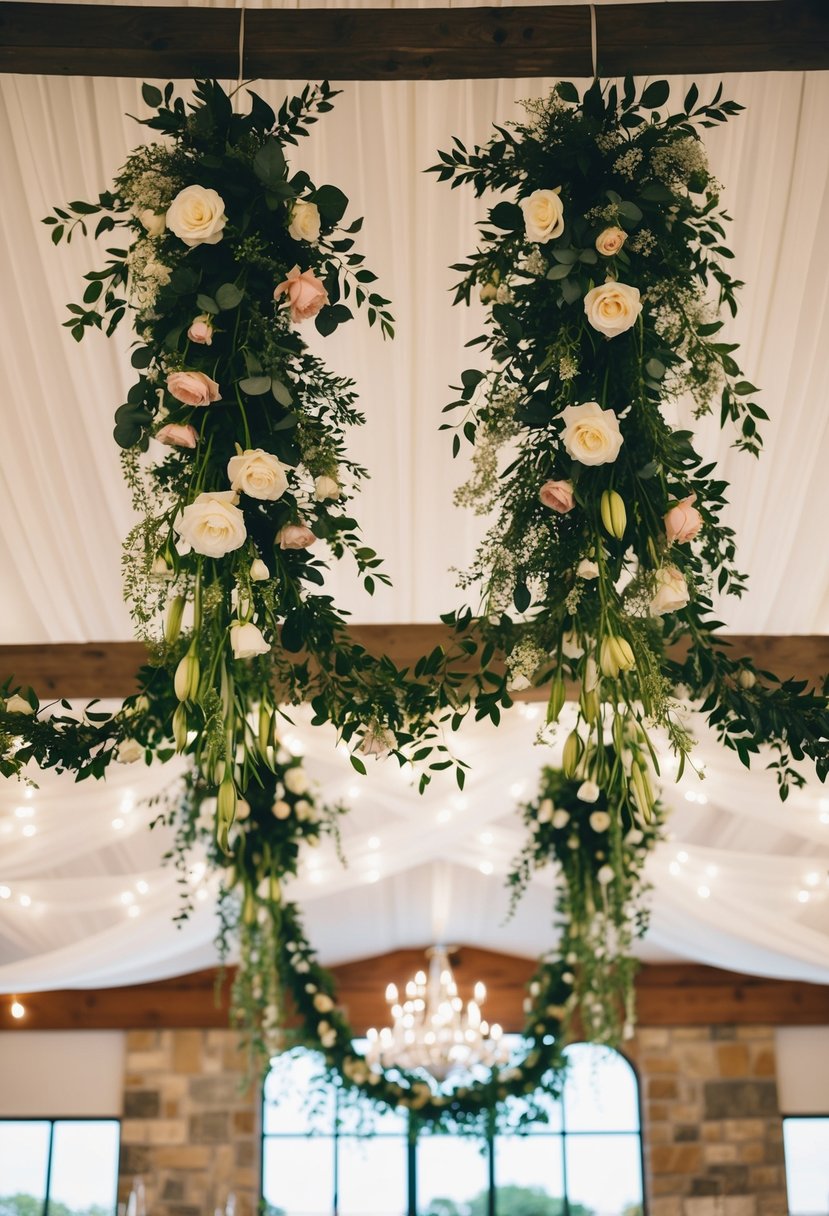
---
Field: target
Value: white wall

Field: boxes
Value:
[776,1027,829,1115]
[0,1031,125,1117]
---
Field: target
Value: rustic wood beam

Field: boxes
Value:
[2,953,828,1032]
[1,632,827,703]
[1,2,827,80]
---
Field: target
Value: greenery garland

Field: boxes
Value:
[428,77,828,809]
[508,757,665,1048]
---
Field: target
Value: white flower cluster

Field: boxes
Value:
[595,129,625,153]
[126,238,171,312]
[506,637,548,689]
[613,147,644,180]
[519,248,548,277]
[628,228,657,256]
[495,283,514,304]
[559,353,578,381]
[650,136,709,188]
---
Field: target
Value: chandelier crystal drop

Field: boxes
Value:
[365,946,508,1082]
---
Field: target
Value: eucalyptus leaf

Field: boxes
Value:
[238,376,272,395]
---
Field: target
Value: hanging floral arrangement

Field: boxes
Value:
[429,76,828,806]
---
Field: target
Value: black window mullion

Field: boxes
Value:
[487,1132,496,1216]
[42,1119,56,1216]
[407,1114,417,1216]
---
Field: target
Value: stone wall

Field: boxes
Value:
[119,1029,261,1216]
[630,1025,788,1216]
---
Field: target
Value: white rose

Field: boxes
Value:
[508,673,531,692]
[520,188,565,244]
[314,474,341,502]
[227,449,289,501]
[5,694,34,715]
[590,811,611,832]
[537,798,554,823]
[552,810,570,829]
[230,621,270,660]
[294,799,312,820]
[116,738,143,764]
[166,185,227,247]
[560,401,624,466]
[284,767,309,796]
[313,992,334,1014]
[583,281,642,338]
[288,199,322,243]
[597,864,615,885]
[650,564,690,617]
[577,559,600,580]
[577,780,601,803]
[272,799,291,820]
[175,490,246,558]
[595,226,627,257]
[236,798,251,821]
[134,207,166,238]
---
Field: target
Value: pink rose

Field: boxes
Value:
[277,523,316,550]
[274,265,329,323]
[539,479,575,514]
[187,316,214,345]
[156,423,199,449]
[665,494,702,544]
[167,371,221,407]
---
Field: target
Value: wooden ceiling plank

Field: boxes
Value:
[1,2,827,80]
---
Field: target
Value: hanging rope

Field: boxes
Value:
[590,3,598,80]
[237,3,247,100]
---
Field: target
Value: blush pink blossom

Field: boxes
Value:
[539,479,575,514]
[277,523,316,550]
[665,494,702,544]
[167,370,221,407]
[156,423,199,449]
[274,265,329,323]
[187,316,214,345]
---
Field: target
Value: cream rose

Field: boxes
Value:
[166,185,227,247]
[274,265,329,323]
[560,401,624,466]
[156,423,198,448]
[520,188,565,244]
[665,494,702,544]
[230,621,270,659]
[288,199,322,243]
[539,479,575,513]
[284,767,309,796]
[272,799,291,820]
[552,810,570,829]
[5,693,34,715]
[134,208,166,238]
[277,523,315,550]
[650,564,690,616]
[577,558,600,580]
[584,281,642,338]
[116,738,143,764]
[577,780,601,803]
[595,226,628,257]
[175,490,247,558]
[227,448,289,501]
[314,474,341,502]
[167,371,221,407]
[590,811,611,832]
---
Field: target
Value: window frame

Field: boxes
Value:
[260,1043,647,1216]
[0,1114,122,1216]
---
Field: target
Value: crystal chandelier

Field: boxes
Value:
[365,946,507,1082]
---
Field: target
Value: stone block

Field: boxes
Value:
[763,1137,786,1165]
[674,1124,700,1143]
[146,1118,188,1146]
[167,1206,202,1216]
[705,1083,778,1121]
[672,1028,710,1042]
[704,1143,739,1165]
[750,1166,784,1191]
[707,1163,749,1194]
[124,1088,161,1118]
[642,1055,680,1075]
[172,1030,204,1075]
[120,1145,152,1174]
[162,1179,186,1202]
[638,1028,671,1050]
[651,1144,703,1175]
[120,1120,149,1144]
[702,1122,723,1142]
[235,1140,256,1169]
[650,1200,683,1216]
[189,1112,230,1143]
[233,1109,256,1136]
[757,1195,787,1216]
[154,1145,212,1170]
[676,1045,716,1079]
[126,1030,159,1051]
[735,1027,774,1041]
[672,1104,703,1124]
[189,1075,241,1106]
[648,1103,669,1122]
[723,1199,757,1216]
[127,1050,168,1073]
[717,1044,750,1078]
[712,1026,738,1041]
[736,1143,764,1165]
[689,1179,721,1198]
[683,1198,719,1216]
[751,1049,776,1077]
[649,1122,672,1144]
[724,1119,765,1141]
[650,1077,680,1101]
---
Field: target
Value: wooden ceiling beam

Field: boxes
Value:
[2,954,828,1032]
[1,2,827,80]
[1,631,827,703]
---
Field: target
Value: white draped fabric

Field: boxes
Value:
[1,5,828,990]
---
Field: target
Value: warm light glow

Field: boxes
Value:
[804,872,822,887]
[18,894,31,908]
[120,891,134,905]
[365,870,380,884]
[0,886,10,900]
[677,850,689,864]
[697,885,711,899]
[797,890,810,904]
[479,832,493,846]
[669,861,681,877]
[111,817,125,831]
[10,1000,25,1020]
[479,861,494,876]
[436,809,452,824]
[367,835,380,850]
[385,983,399,1004]
[127,904,141,919]
[509,782,525,798]
[705,864,718,878]
[21,824,36,837]
[14,806,33,819]
[136,880,149,895]
[474,981,486,1004]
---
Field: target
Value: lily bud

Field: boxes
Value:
[165,595,185,645]
[172,702,189,752]
[150,553,174,580]
[243,889,257,925]
[737,668,757,690]
[630,761,654,823]
[216,773,237,854]
[562,730,585,778]
[258,706,272,756]
[580,688,601,725]
[546,671,566,724]
[600,635,635,679]
[174,649,200,702]
[250,558,270,582]
[600,490,627,539]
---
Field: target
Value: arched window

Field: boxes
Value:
[262,1041,644,1216]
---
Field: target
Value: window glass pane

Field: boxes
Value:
[562,1044,640,1133]
[48,1121,120,1216]
[564,1134,643,1215]
[0,1120,51,1208]
[264,1050,335,1134]
[262,1137,334,1216]
[495,1134,565,1213]
[418,1133,489,1216]
[338,1137,408,1216]
[783,1117,829,1215]
[337,1099,408,1137]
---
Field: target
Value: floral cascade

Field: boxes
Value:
[430,76,828,818]
[1,80,459,803]
[508,758,664,1048]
